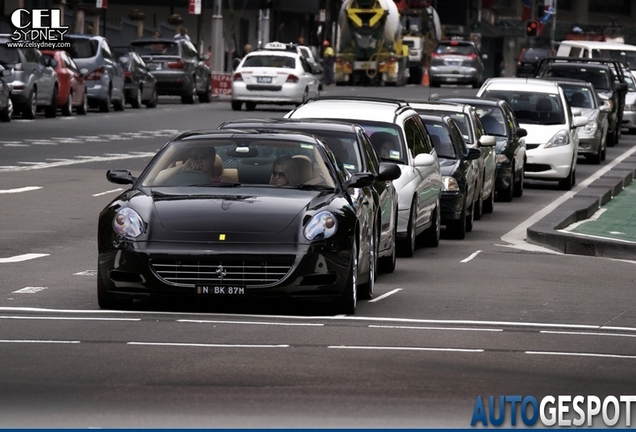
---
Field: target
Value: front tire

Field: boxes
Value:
[398,200,417,257]
[44,86,58,118]
[61,90,73,116]
[22,88,37,119]
[422,200,441,247]
[336,240,358,315]
[358,228,377,300]
[130,86,142,108]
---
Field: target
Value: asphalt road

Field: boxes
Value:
[1,85,635,428]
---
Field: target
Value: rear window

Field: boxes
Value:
[63,39,99,58]
[131,42,180,56]
[242,55,296,68]
[481,90,565,125]
[0,45,20,65]
[545,66,611,90]
[434,43,475,56]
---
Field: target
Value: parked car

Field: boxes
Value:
[0,65,12,122]
[112,46,158,108]
[0,35,58,119]
[620,70,636,134]
[534,57,628,146]
[129,38,212,104]
[40,49,88,116]
[218,117,402,281]
[61,34,125,112]
[98,129,380,314]
[539,77,610,164]
[477,78,588,190]
[516,46,552,77]
[285,96,442,257]
[410,100,497,216]
[297,44,324,89]
[440,96,528,202]
[429,40,485,88]
[420,114,482,239]
[231,42,321,111]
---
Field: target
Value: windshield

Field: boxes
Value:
[544,66,611,91]
[417,110,472,143]
[422,120,456,159]
[482,90,566,125]
[62,39,98,58]
[348,122,407,165]
[593,49,636,69]
[561,85,597,109]
[141,138,336,189]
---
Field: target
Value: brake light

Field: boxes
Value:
[232,73,243,82]
[286,74,299,83]
[85,67,105,80]
[431,53,440,58]
[123,71,132,78]
[467,53,477,59]
[167,59,185,69]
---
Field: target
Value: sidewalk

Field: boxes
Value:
[527,148,636,260]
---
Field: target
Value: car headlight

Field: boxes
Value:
[582,119,598,135]
[113,207,144,238]
[496,153,509,164]
[545,129,570,148]
[442,176,459,191]
[304,211,337,240]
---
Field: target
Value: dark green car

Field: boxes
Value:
[440,97,528,202]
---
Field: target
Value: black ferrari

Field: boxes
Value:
[98,129,380,314]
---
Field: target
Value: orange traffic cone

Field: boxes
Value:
[421,67,430,86]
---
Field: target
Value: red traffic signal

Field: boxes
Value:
[526,20,538,37]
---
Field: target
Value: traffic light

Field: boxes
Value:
[526,20,538,37]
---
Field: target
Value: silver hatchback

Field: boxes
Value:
[429,40,485,89]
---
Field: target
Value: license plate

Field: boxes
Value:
[148,63,161,71]
[196,285,246,295]
[256,76,272,83]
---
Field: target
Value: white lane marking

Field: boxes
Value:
[0,340,80,344]
[501,144,636,253]
[0,152,156,173]
[559,208,607,232]
[368,288,402,303]
[541,330,636,338]
[12,287,48,294]
[178,319,323,326]
[370,325,503,332]
[526,351,636,359]
[0,316,140,322]
[128,342,289,348]
[73,270,97,276]
[0,186,42,194]
[329,345,484,353]
[461,250,482,263]
[93,188,123,197]
[1,306,631,331]
[0,253,49,263]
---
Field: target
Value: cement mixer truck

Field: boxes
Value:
[335,0,408,86]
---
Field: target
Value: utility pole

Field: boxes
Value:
[258,2,271,48]
[210,0,224,72]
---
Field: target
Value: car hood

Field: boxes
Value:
[518,123,568,145]
[438,158,460,176]
[149,188,322,234]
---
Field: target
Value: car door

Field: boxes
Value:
[404,115,440,230]
[28,49,55,104]
[299,56,319,97]
[449,118,478,205]
[471,110,496,196]
[101,40,124,100]
[502,102,526,175]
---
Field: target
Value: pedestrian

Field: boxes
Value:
[153,30,162,38]
[297,35,305,46]
[322,39,335,85]
[204,45,212,67]
[174,27,191,41]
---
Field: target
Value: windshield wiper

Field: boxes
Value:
[294,184,335,191]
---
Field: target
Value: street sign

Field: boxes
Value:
[96,0,108,8]
[189,0,201,15]
[212,73,232,97]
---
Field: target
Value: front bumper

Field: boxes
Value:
[98,240,352,302]
[440,192,465,223]
[622,110,636,130]
[524,144,576,180]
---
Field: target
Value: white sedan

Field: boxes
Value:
[231,43,321,111]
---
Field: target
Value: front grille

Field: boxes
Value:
[525,163,551,172]
[150,256,296,287]
[526,143,541,150]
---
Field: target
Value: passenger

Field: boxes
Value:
[271,158,299,186]
[182,147,224,182]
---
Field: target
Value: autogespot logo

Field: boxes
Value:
[471,395,636,427]
[9,9,69,49]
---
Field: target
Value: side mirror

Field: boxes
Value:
[571,108,582,117]
[377,162,402,181]
[413,153,436,167]
[346,172,375,189]
[465,147,482,161]
[479,135,496,147]
[572,116,588,128]
[107,169,136,185]
[515,127,528,138]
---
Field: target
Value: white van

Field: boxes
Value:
[556,41,636,68]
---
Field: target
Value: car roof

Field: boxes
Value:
[173,129,324,143]
[559,40,636,50]
[288,97,414,123]
[536,76,593,86]
[246,50,298,58]
[437,96,502,107]
[481,77,561,93]
[220,118,361,134]
[65,34,105,40]
[408,100,471,114]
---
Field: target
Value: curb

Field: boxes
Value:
[526,155,636,259]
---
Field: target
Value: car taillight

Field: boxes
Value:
[232,73,243,82]
[430,53,440,59]
[123,71,132,78]
[167,59,185,69]
[286,74,299,83]
[468,53,477,59]
[85,67,105,80]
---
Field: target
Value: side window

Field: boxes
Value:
[359,131,379,175]
[300,57,312,73]
[182,41,197,59]
[404,116,427,156]
[415,116,434,153]
[449,120,467,154]
[472,111,486,139]
[570,47,581,57]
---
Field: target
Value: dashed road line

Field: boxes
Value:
[0,253,49,263]
[0,186,42,194]
[461,250,482,263]
[368,288,402,303]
